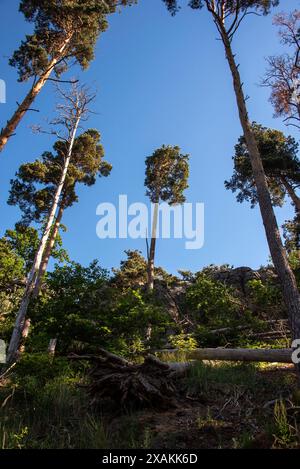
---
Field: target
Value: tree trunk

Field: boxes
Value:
[0,36,72,153]
[217,25,300,361]
[160,347,294,363]
[18,318,31,355]
[32,204,64,298]
[147,202,159,291]
[281,177,300,214]
[48,339,57,356]
[6,116,80,366]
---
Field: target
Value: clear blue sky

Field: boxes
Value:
[0,0,298,275]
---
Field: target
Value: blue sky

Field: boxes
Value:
[0,0,298,275]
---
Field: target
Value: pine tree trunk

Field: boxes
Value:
[281,177,300,214]
[6,117,80,365]
[32,204,64,298]
[147,202,159,291]
[217,26,300,356]
[0,37,72,153]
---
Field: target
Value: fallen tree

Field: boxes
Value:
[69,349,189,409]
[69,347,294,409]
[160,347,294,363]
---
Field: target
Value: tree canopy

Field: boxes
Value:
[225,123,300,209]
[11,0,137,81]
[8,129,112,226]
[163,1,279,17]
[145,145,189,205]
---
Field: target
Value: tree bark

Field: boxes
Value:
[32,204,64,298]
[6,116,80,366]
[0,36,72,153]
[147,202,159,291]
[216,24,300,362]
[281,177,300,214]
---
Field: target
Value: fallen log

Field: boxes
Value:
[69,347,294,409]
[159,347,294,363]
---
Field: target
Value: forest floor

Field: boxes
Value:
[107,362,300,449]
[1,359,300,449]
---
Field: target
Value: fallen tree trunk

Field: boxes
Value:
[69,346,294,410]
[159,347,294,363]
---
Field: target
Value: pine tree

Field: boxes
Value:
[9,128,111,295]
[145,145,189,291]
[0,0,136,152]
[163,1,300,366]
[225,123,300,214]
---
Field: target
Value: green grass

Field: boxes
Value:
[0,371,156,449]
[1,352,299,449]
[185,361,258,395]
[0,376,110,449]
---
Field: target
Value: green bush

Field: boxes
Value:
[13,353,75,393]
[247,279,282,309]
[186,273,240,327]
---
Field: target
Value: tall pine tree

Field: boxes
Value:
[163,1,300,368]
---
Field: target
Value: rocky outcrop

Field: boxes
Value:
[209,266,278,297]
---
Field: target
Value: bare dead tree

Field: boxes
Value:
[262,10,300,128]
[6,83,95,366]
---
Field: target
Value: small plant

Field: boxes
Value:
[169,333,197,351]
[271,399,298,448]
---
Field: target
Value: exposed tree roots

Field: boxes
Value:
[69,349,186,410]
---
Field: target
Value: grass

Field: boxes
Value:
[0,353,299,449]
[0,372,156,449]
[185,361,258,395]
[0,377,110,449]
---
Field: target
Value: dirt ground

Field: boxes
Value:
[107,364,300,449]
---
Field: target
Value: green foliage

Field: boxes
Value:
[3,223,67,274]
[0,372,109,449]
[163,1,279,17]
[4,224,39,273]
[145,145,189,204]
[283,216,300,253]
[9,129,111,226]
[112,250,178,290]
[268,399,299,449]
[29,260,110,352]
[225,123,300,209]
[11,1,137,81]
[186,273,240,327]
[112,250,148,290]
[247,278,282,310]
[168,333,197,351]
[14,353,75,391]
[185,361,258,396]
[0,238,24,287]
[0,236,25,342]
[29,260,170,356]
